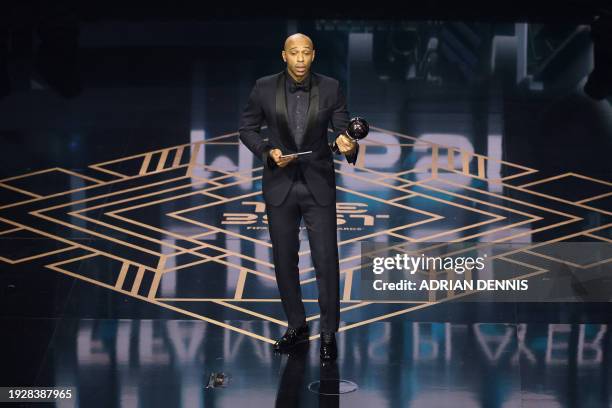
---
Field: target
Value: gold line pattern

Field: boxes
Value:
[0,126,609,344]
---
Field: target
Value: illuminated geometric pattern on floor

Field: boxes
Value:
[0,126,610,344]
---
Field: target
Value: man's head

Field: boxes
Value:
[282,33,315,82]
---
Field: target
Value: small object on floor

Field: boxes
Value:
[206,372,230,389]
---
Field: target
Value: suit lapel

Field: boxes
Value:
[275,71,297,152]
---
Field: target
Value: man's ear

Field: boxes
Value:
[281,50,286,62]
[312,49,315,62]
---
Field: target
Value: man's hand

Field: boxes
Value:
[269,148,297,168]
[335,133,357,155]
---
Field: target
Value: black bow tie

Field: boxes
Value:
[289,81,310,93]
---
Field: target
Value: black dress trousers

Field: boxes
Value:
[265,167,340,333]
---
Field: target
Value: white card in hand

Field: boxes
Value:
[280,151,313,159]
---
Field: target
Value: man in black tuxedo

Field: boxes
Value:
[238,33,359,361]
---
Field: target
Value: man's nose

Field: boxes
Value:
[297,54,304,61]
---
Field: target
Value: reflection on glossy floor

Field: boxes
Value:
[1,15,611,408]
[3,317,612,407]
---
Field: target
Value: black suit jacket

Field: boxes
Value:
[239,70,359,207]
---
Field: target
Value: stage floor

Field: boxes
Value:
[3,317,612,407]
[0,125,610,406]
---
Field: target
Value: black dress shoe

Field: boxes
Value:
[273,324,309,352]
[320,331,337,361]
